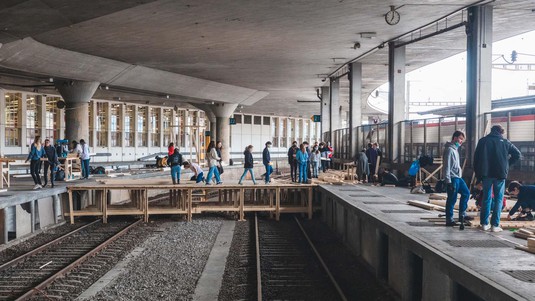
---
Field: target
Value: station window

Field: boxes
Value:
[271,117,279,147]
[163,109,173,147]
[110,103,121,147]
[234,114,242,124]
[96,102,108,147]
[289,119,296,144]
[45,96,61,142]
[303,120,309,142]
[4,92,21,147]
[89,101,94,146]
[244,115,252,124]
[281,118,288,148]
[263,116,270,125]
[124,105,135,147]
[26,95,41,147]
[137,106,148,147]
[149,107,160,147]
[178,110,187,148]
[254,116,262,125]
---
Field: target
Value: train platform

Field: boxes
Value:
[319,183,534,301]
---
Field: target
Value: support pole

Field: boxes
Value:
[388,42,406,164]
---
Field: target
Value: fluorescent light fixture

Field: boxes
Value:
[360,32,377,39]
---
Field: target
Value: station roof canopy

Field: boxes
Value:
[0,0,534,117]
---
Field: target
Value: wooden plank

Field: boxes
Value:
[407,200,442,211]
[515,245,535,255]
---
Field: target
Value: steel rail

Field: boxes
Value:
[0,219,101,271]
[255,213,262,301]
[293,216,348,301]
[15,219,142,301]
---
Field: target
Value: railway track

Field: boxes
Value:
[255,214,346,301]
[0,219,141,300]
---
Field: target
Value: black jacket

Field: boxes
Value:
[287,146,297,164]
[474,131,521,180]
[244,150,254,168]
[168,151,183,167]
[262,147,270,165]
[44,145,58,164]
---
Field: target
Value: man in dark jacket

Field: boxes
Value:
[167,148,183,184]
[474,124,521,232]
[262,141,272,184]
[239,145,257,185]
[43,139,59,188]
[287,141,298,182]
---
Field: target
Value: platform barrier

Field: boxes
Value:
[66,182,315,223]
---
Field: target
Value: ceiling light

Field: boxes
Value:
[166,95,170,99]
[360,32,376,39]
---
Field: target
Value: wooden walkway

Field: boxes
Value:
[66,180,316,223]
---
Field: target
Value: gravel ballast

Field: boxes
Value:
[91,218,223,301]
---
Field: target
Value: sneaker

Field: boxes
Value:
[445,221,458,227]
[238,182,243,185]
[478,224,491,231]
[51,184,55,188]
[205,183,212,185]
[42,183,47,188]
[216,182,223,185]
[526,213,534,221]
[491,226,503,233]
[33,184,40,190]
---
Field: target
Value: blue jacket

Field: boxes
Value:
[27,144,44,161]
[474,130,521,180]
[262,147,271,165]
[296,149,309,165]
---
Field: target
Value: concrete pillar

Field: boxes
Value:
[466,5,493,167]
[349,62,362,159]
[388,42,406,163]
[54,80,99,144]
[211,103,238,164]
[329,78,340,143]
[320,86,330,142]
[37,95,46,140]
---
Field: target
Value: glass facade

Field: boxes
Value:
[137,106,148,147]
[110,103,121,147]
[4,93,21,147]
[26,95,40,146]
[124,105,135,147]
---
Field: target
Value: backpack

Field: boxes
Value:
[408,160,420,177]
[422,181,434,193]
[435,179,447,193]
[171,153,182,165]
[55,169,65,181]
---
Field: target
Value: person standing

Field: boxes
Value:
[310,147,320,178]
[262,141,273,184]
[167,148,183,184]
[355,148,369,183]
[443,131,471,227]
[25,136,44,189]
[43,139,59,188]
[474,124,521,232]
[303,141,312,179]
[216,141,224,176]
[366,143,378,182]
[319,142,328,172]
[205,141,222,185]
[287,141,298,182]
[326,142,333,169]
[238,145,257,185]
[78,139,90,179]
[296,143,309,184]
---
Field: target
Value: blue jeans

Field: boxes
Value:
[81,159,90,178]
[445,177,470,223]
[171,165,181,183]
[312,161,318,178]
[480,178,505,227]
[298,163,308,183]
[239,168,257,184]
[196,172,204,183]
[206,166,221,184]
[264,164,273,183]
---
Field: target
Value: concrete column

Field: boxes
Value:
[37,95,46,140]
[349,62,363,159]
[320,86,330,142]
[388,42,406,163]
[54,80,99,144]
[466,5,493,167]
[57,106,65,140]
[211,103,238,164]
[329,78,340,143]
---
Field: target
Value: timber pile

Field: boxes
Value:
[407,200,445,211]
[428,198,516,212]
[515,230,535,254]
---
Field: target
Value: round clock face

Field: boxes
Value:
[385,10,400,25]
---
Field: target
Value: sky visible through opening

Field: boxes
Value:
[368,30,535,121]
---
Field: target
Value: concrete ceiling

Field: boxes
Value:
[0,0,534,118]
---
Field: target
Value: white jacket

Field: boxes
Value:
[207,148,220,167]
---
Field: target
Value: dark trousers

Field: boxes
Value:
[44,161,56,186]
[290,161,297,182]
[30,159,42,185]
[81,159,90,178]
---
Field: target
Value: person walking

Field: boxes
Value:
[443,131,471,227]
[167,148,183,184]
[43,139,59,188]
[355,148,369,183]
[310,147,320,178]
[238,145,257,185]
[287,141,298,182]
[296,143,309,184]
[205,141,222,185]
[25,136,44,189]
[216,141,224,176]
[474,124,521,232]
[262,141,273,184]
[77,139,90,179]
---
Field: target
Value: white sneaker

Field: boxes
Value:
[491,226,503,233]
[478,224,491,231]
[33,184,39,190]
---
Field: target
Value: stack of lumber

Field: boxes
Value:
[407,200,445,211]
[428,197,516,212]
[316,170,350,185]
[515,228,535,254]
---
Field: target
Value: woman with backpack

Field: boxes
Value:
[167,148,183,184]
[238,145,257,185]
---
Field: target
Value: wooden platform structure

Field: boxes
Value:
[66,180,316,223]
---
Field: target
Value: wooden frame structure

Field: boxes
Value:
[66,183,315,223]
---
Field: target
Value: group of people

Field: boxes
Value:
[26,136,91,189]
[287,141,333,184]
[354,142,383,183]
[166,141,224,185]
[442,124,524,232]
